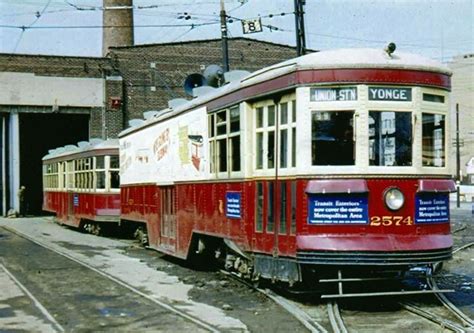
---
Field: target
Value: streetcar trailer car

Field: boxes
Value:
[42,139,121,235]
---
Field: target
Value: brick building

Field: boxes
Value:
[109,38,299,123]
[0,37,298,215]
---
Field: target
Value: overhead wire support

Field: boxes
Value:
[294,0,307,56]
[220,0,230,72]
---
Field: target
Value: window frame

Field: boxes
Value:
[367,109,414,167]
[208,105,243,179]
[253,97,297,173]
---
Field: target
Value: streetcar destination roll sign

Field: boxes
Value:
[368,87,412,101]
[310,87,357,102]
[308,195,368,224]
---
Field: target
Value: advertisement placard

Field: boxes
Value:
[308,195,368,225]
[226,192,241,219]
[415,194,449,223]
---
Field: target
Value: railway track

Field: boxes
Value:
[222,268,473,333]
[3,226,222,333]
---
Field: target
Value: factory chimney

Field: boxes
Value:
[102,0,134,56]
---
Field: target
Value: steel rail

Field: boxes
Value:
[427,276,474,328]
[0,262,65,333]
[400,302,466,333]
[3,226,221,333]
[327,301,348,333]
[453,242,474,255]
[220,270,328,333]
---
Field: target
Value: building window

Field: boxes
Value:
[369,111,412,166]
[311,111,355,165]
[422,113,445,167]
[208,106,241,177]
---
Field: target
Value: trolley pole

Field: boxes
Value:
[220,0,230,72]
[456,103,461,208]
[294,0,307,56]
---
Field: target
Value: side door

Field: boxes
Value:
[158,186,177,253]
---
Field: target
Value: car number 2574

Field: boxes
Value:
[370,216,413,226]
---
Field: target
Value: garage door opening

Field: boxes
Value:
[19,113,89,215]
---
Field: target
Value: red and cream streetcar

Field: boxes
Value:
[43,45,456,296]
[42,139,120,235]
[119,45,455,295]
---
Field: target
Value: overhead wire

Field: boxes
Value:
[12,0,53,52]
[2,1,471,58]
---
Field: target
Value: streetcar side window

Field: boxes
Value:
[255,99,297,171]
[256,182,264,232]
[311,111,355,165]
[267,182,274,233]
[369,111,412,166]
[43,162,59,190]
[279,100,297,169]
[290,181,296,235]
[422,113,445,167]
[208,106,241,177]
[95,156,106,189]
[110,155,120,189]
[279,182,287,234]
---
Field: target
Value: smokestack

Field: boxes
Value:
[102,0,134,56]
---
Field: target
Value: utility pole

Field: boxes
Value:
[294,0,307,56]
[220,0,230,72]
[456,103,461,208]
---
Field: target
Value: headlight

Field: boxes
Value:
[384,187,405,211]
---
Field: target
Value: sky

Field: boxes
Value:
[0,0,472,63]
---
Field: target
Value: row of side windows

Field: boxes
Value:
[208,100,297,177]
[209,105,447,174]
[43,155,120,191]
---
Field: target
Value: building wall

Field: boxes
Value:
[0,72,104,107]
[109,38,298,123]
[0,38,298,138]
[449,54,474,183]
[0,53,118,139]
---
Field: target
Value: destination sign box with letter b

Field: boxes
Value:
[369,87,412,101]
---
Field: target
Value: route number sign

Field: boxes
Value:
[242,18,263,34]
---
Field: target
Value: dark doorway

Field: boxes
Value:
[19,113,89,215]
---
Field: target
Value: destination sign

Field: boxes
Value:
[415,193,449,223]
[368,87,412,101]
[310,87,357,102]
[308,194,368,225]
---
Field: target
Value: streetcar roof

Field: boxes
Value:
[119,47,451,137]
[43,138,119,161]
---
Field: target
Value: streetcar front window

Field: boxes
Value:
[422,113,445,167]
[369,111,412,166]
[311,111,354,165]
